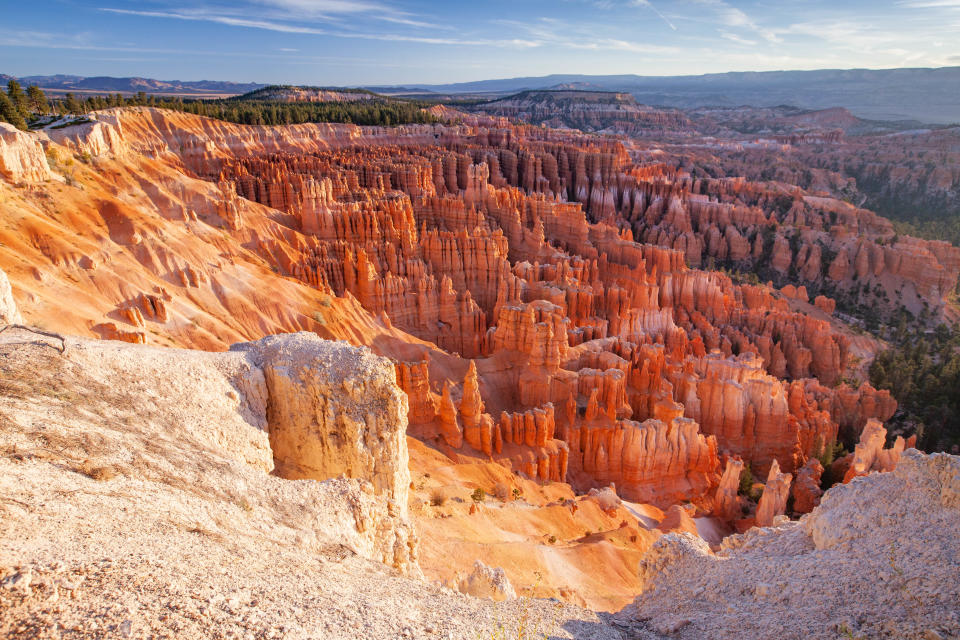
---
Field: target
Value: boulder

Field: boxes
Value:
[232,333,410,515]
[457,561,517,601]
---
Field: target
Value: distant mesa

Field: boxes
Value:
[0,73,266,96]
[236,85,383,103]
[377,66,960,124]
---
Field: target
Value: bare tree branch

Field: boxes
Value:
[0,325,67,354]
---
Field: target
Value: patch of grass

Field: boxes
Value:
[480,571,559,640]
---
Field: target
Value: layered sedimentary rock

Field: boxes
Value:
[0,122,54,182]
[474,91,691,137]
[1,107,932,510]
[569,416,719,506]
[826,382,897,440]
[841,419,911,484]
[713,456,744,521]
[755,459,792,527]
[92,321,147,344]
[233,333,410,514]
[792,457,824,514]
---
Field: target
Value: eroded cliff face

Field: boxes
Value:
[0,108,911,512]
[0,122,54,183]
[474,91,691,137]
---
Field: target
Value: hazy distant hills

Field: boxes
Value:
[4,67,959,124]
[390,67,960,124]
[0,74,266,96]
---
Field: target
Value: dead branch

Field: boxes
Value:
[0,325,67,354]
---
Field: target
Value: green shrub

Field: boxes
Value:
[738,462,755,496]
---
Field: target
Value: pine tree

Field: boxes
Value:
[26,85,49,115]
[63,92,83,115]
[6,79,28,118]
[0,92,27,129]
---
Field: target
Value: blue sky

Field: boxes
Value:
[1,0,959,85]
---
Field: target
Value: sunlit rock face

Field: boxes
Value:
[1,107,931,510]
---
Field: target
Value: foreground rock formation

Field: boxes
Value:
[0,331,618,639]
[621,449,960,639]
[233,334,411,513]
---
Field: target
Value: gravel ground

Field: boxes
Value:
[617,449,960,640]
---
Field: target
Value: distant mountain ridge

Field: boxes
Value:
[4,67,959,123]
[383,67,960,124]
[0,74,266,95]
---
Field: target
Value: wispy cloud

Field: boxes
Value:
[100,7,533,47]
[719,31,757,46]
[0,27,399,61]
[692,0,780,43]
[102,9,328,34]
[632,0,677,30]
[250,0,454,29]
[250,0,388,14]
[897,0,960,7]
[493,17,682,56]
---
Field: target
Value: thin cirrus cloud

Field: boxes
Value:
[491,16,683,55]
[247,0,454,29]
[631,0,678,30]
[98,7,533,47]
[100,5,684,54]
[897,0,960,6]
[719,31,758,46]
[689,0,781,43]
[249,0,388,12]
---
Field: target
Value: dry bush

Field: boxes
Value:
[429,488,447,506]
[493,482,510,501]
[80,462,118,482]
